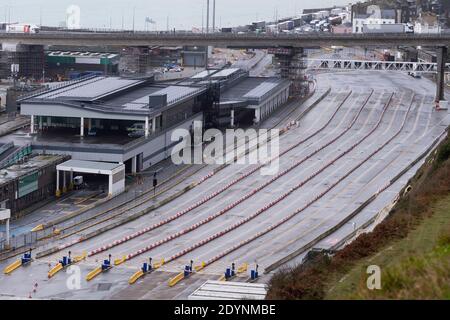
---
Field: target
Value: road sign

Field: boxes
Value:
[10,64,19,74]
[0,209,11,220]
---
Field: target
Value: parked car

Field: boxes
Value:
[128,130,145,138]
[127,123,145,132]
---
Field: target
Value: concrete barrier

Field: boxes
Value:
[3,260,21,275]
[85,266,102,281]
[168,272,184,287]
[128,270,144,285]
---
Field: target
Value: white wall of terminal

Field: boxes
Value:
[251,84,290,123]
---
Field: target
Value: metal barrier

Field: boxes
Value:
[0,144,32,169]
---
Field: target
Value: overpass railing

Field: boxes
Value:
[307,58,450,73]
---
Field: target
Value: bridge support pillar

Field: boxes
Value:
[435,46,448,107]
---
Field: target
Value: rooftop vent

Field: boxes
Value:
[149,93,167,109]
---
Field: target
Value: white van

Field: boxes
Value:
[127,123,145,132]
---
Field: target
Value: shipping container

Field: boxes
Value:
[6,24,39,33]
[363,24,405,34]
[252,21,266,29]
[277,20,294,31]
[328,16,342,26]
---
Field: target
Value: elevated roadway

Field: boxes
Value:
[0,32,450,48]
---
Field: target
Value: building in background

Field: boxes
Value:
[0,154,68,217]
[119,47,150,76]
[0,44,45,80]
[332,22,353,33]
[352,6,399,33]
[46,51,120,80]
[414,12,441,33]
[182,46,209,68]
[148,46,183,67]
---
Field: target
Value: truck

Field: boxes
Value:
[328,16,342,26]
[363,23,405,34]
[6,24,40,33]
[278,20,294,31]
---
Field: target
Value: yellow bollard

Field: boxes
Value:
[3,260,22,275]
[128,270,144,285]
[31,224,44,232]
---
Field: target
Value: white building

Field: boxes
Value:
[352,6,397,34]
[314,10,330,20]
[414,22,441,34]
[414,13,441,34]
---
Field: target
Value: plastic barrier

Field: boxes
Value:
[153,258,165,269]
[194,262,206,272]
[48,263,63,278]
[86,266,102,281]
[96,92,359,264]
[128,270,144,285]
[164,92,394,266]
[3,260,21,275]
[85,92,345,259]
[168,272,184,287]
[31,224,44,232]
[73,252,87,263]
[200,93,410,272]
[114,256,127,266]
[47,252,86,278]
[237,263,248,274]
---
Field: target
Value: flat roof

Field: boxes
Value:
[57,159,124,174]
[191,69,219,79]
[243,81,280,99]
[21,76,207,117]
[108,85,206,111]
[34,77,145,102]
[211,68,241,79]
[188,281,267,300]
[221,77,290,104]
[0,155,65,186]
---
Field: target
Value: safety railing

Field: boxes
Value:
[0,142,14,156]
[0,144,32,169]
[18,74,98,101]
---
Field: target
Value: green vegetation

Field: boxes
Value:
[327,197,450,299]
[267,131,450,300]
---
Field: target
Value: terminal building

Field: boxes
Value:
[180,68,291,127]
[19,75,208,175]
